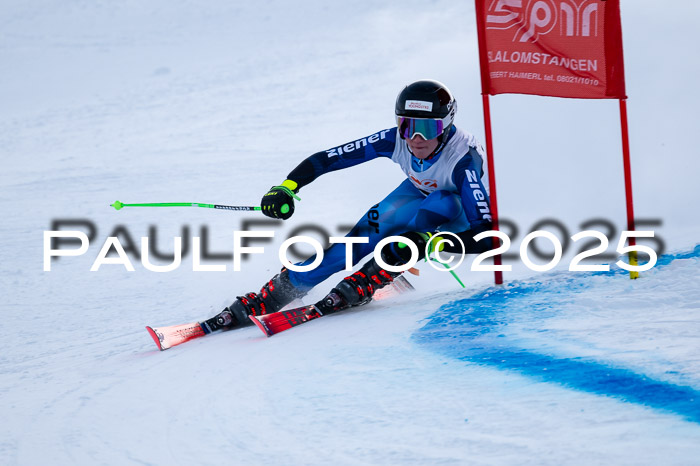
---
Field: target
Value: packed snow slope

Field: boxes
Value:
[2,0,700,464]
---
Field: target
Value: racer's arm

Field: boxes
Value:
[286,128,397,189]
[446,146,494,253]
[260,128,397,219]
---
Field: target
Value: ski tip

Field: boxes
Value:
[146,326,165,351]
[398,274,416,290]
[249,315,272,337]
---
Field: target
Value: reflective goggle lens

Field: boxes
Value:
[397,117,444,140]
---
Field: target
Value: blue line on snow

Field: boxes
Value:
[413,244,700,423]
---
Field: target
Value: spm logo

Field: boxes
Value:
[486,0,600,43]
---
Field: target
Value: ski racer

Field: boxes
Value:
[204,79,494,331]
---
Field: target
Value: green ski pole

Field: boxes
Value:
[428,257,466,288]
[110,200,261,212]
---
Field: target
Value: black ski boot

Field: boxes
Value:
[319,231,434,313]
[202,268,305,332]
[327,259,400,310]
[202,304,249,333]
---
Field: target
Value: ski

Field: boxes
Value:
[146,275,414,349]
[374,274,415,298]
[146,322,207,351]
[250,275,414,337]
[249,305,323,337]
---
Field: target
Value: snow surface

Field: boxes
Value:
[2,0,700,464]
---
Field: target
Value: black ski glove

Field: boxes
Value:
[261,180,301,220]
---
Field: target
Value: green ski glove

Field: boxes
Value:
[261,180,301,220]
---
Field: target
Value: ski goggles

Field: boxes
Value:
[397,116,445,140]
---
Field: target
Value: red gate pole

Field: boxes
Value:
[482,93,503,285]
[619,98,638,279]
